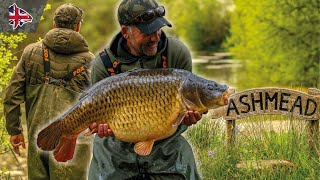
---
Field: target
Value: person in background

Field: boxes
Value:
[88,0,204,179]
[4,3,94,180]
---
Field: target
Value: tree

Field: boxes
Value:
[227,0,320,89]
[162,0,232,51]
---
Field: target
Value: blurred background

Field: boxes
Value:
[0,0,319,179]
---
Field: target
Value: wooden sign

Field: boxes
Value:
[211,88,320,120]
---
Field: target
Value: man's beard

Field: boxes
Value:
[142,42,158,56]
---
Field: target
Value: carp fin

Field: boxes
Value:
[182,94,207,111]
[134,140,156,156]
[53,135,77,162]
[37,121,62,151]
[84,128,96,136]
[172,111,188,126]
[182,95,198,110]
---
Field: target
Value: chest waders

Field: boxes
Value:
[25,44,92,180]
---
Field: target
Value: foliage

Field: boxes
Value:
[162,0,232,51]
[40,4,52,21]
[0,166,10,180]
[0,33,27,90]
[226,0,320,89]
[0,105,9,152]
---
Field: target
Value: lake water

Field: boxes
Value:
[192,53,242,90]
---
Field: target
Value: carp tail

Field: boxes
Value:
[37,121,62,151]
[37,121,77,162]
[53,134,77,162]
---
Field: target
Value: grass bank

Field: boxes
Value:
[185,115,319,179]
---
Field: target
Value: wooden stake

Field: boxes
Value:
[226,119,236,149]
[307,88,320,159]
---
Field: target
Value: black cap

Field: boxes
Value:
[117,0,172,34]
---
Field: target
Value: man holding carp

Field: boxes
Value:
[87,0,210,179]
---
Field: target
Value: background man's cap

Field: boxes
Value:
[118,0,172,34]
[54,3,83,27]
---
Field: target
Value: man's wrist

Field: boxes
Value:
[7,129,23,136]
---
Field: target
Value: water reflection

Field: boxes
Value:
[192,54,242,89]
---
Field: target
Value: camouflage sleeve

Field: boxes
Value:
[3,48,29,135]
[90,55,109,85]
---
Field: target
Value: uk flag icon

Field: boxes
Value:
[9,3,33,30]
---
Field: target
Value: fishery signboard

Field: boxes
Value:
[211,88,320,120]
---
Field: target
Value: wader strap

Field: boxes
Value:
[99,43,167,75]
[99,49,120,76]
[42,44,87,85]
[161,44,168,69]
[63,65,86,82]
[42,44,50,84]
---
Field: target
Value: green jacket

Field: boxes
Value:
[4,28,94,135]
[89,32,200,180]
[91,32,192,81]
[4,28,94,180]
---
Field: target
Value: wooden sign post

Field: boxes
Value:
[226,119,236,149]
[307,88,320,158]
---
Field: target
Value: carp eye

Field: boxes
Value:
[208,84,214,90]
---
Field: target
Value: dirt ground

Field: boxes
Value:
[1,150,27,180]
[1,140,28,179]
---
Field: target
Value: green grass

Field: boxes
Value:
[185,115,320,180]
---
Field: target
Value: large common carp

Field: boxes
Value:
[37,68,230,162]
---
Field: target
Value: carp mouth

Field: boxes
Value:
[216,88,233,106]
[200,88,233,109]
[222,88,235,105]
[223,91,230,105]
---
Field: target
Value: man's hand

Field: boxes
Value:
[183,110,207,126]
[89,122,113,138]
[9,134,26,156]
